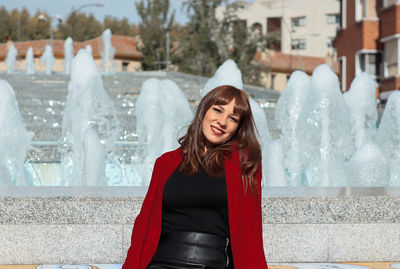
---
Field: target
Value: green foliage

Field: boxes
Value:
[104,16,139,36]
[0,7,11,42]
[30,11,51,40]
[56,12,103,41]
[0,6,138,43]
[175,0,268,85]
[135,0,175,70]
[18,8,32,41]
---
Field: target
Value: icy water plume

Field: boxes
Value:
[86,45,93,56]
[203,59,243,96]
[100,29,115,75]
[26,47,35,75]
[6,44,18,74]
[376,91,400,185]
[135,78,192,185]
[275,71,311,186]
[296,64,354,186]
[40,45,55,75]
[344,72,378,149]
[0,80,34,186]
[347,141,389,186]
[64,37,74,74]
[59,49,120,186]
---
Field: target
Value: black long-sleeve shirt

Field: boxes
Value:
[161,166,229,238]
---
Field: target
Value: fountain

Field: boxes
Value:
[347,140,390,186]
[344,72,378,149]
[40,45,55,75]
[64,37,74,74]
[85,44,93,56]
[100,29,115,75]
[0,55,399,187]
[135,78,192,185]
[25,47,36,75]
[296,64,355,186]
[275,71,311,186]
[376,91,400,185]
[59,49,120,186]
[6,44,18,74]
[0,80,34,185]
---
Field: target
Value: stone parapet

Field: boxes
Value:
[0,187,399,263]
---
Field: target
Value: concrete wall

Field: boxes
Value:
[1,187,400,264]
[0,58,142,73]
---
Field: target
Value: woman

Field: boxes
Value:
[123,85,268,269]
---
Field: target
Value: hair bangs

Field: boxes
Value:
[212,86,250,119]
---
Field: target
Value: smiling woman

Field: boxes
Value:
[202,99,240,150]
[123,85,268,269]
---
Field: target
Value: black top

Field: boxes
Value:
[161,166,229,238]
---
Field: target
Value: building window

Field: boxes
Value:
[122,62,129,71]
[327,14,340,24]
[340,0,347,29]
[291,16,306,28]
[339,56,347,92]
[384,39,398,77]
[291,38,306,50]
[267,17,282,51]
[357,52,382,80]
[356,0,368,21]
[251,22,263,33]
[383,0,398,8]
[356,0,378,21]
[271,74,276,89]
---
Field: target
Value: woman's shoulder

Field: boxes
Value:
[157,147,183,163]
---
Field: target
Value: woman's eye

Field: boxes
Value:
[230,117,239,123]
[213,107,221,113]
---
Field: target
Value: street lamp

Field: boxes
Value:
[38,14,62,49]
[71,3,105,14]
[69,3,104,41]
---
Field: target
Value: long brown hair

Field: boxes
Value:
[178,85,262,193]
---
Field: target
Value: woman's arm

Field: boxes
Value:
[122,157,162,269]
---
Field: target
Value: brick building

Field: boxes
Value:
[334,0,400,99]
[0,35,143,73]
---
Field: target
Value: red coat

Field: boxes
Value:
[123,147,268,269]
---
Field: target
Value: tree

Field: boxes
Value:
[0,7,11,42]
[175,0,267,85]
[103,16,138,36]
[29,11,51,40]
[56,12,103,41]
[135,0,174,70]
[18,8,32,41]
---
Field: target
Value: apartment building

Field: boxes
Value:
[334,0,400,97]
[233,0,341,58]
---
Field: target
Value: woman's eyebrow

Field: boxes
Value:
[217,105,239,117]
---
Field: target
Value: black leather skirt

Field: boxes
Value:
[148,231,231,269]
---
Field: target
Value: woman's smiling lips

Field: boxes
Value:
[211,125,224,135]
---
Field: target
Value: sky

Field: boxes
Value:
[0,0,190,24]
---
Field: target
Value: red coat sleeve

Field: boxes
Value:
[241,165,268,268]
[122,157,162,269]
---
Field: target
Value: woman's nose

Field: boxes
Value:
[217,116,227,127]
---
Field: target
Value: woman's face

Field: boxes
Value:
[202,99,240,150]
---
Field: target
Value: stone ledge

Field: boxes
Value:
[1,187,400,225]
[1,187,400,263]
